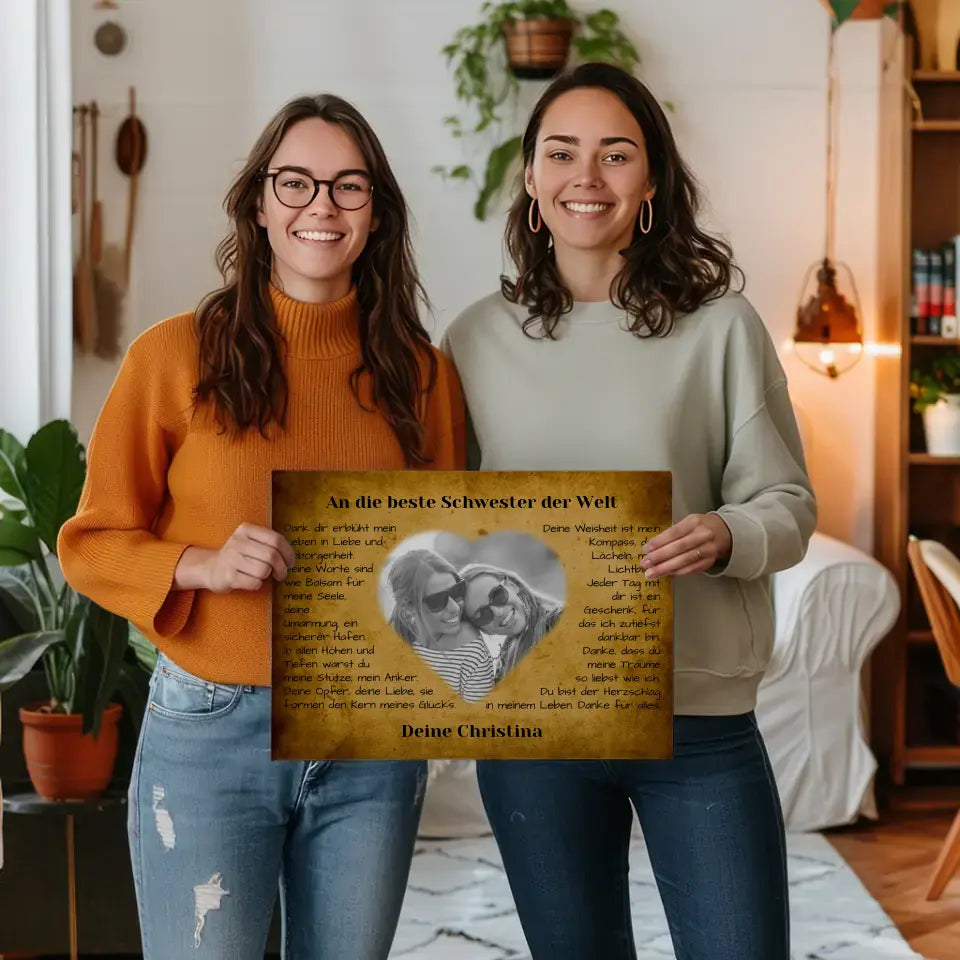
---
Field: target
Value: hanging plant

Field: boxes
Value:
[434,1,641,220]
[818,0,904,28]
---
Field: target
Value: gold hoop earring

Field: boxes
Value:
[639,198,653,235]
[528,198,542,234]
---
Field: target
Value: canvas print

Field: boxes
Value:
[271,470,672,760]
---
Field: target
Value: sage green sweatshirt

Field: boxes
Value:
[441,290,817,716]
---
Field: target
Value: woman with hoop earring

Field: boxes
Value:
[442,62,815,960]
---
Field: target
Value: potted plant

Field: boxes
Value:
[497,1,574,78]
[820,0,885,20]
[910,353,960,455]
[0,418,155,799]
[436,2,640,220]
[818,1,904,24]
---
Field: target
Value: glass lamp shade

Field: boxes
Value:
[793,257,864,378]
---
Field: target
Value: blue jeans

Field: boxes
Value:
[128,653,426,959]
[476,713,788,960]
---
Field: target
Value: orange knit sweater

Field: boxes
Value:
[58,286,466,685]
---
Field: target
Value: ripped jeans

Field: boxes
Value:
[128,653,426,959]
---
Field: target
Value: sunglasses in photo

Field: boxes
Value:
[469,582,510,628]
[423,578,466,613]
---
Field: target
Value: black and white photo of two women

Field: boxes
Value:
[379,531,567,701]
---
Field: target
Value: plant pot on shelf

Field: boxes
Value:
[19,701,123,799]
[922,394,960,455]
[502,17,572,78]
[936,0,960,72]
[847,0,888,18]
[818,0,888,19]
[911,0,942,70]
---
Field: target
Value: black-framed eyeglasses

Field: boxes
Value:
[423,578,466,614]
[468,581,510,627]
[259,166,374,211]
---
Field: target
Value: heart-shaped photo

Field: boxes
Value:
[378,531,566,702]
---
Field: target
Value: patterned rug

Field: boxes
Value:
[390,831,927,959]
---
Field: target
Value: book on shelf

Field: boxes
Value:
[911,239,960,337]
[945,243,957,338]
[912,248,930,335]
[931,248,943,336]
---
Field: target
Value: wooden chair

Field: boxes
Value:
[906,536,960,900]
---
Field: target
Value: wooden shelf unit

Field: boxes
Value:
[913,71,960,83]
[912,120,960,131]
[903,745,960,766]
[874,38,960,788]
[909,454,960,465]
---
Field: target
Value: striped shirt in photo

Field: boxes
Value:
[411,637,495,702]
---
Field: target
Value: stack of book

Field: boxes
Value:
[911,239,958,336]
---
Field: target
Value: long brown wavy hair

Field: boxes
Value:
[502,62,743,339]
[459,563,563,679]
[193,94,436,463]
[387,549,463,647]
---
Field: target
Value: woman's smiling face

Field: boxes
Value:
[464,574,527,637]
[420,570,465,638]
[526,86,654,257]
[255,117,377,302]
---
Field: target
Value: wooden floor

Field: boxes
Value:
[828,809,960,960]
[5,813,959,960]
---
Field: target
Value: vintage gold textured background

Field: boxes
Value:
[271,470,672,760]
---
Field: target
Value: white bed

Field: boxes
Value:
[419,530,900,837]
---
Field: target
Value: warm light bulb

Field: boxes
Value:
[792,340,863,378]
[865,342,901,357]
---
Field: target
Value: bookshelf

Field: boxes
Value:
[874,34,960,793]
[908,454,960,466]
[912,70,960,83]
[913,119,960,131]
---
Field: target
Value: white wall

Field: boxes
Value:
[70,0,882,550]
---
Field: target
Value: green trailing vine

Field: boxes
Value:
[434,1,642,220]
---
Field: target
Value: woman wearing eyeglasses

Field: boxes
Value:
[387,549,496,702]
[58,95,465,959]
[459,565,564,681]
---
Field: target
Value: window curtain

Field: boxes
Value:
[0,0,72,443]
[0,0,72,870]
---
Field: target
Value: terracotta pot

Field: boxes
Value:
[502,18,572,79]
[934,0,960,71]
[818,0,887,19]
[915,0,944,70]
[19,702,123,800]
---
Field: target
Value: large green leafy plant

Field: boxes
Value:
[0,419,155,736]
[435,1,641,220]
